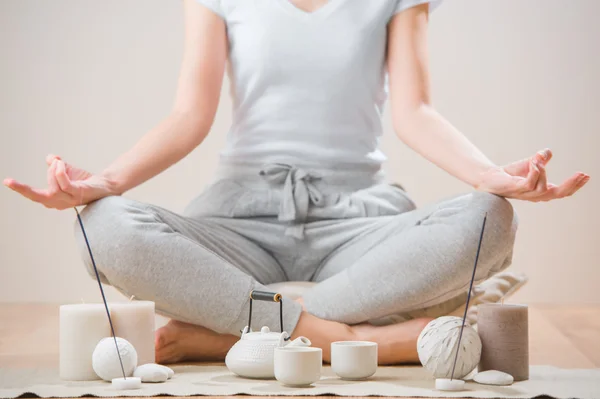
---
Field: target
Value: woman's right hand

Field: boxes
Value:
[3,154,118,210]
[4,1,227,211]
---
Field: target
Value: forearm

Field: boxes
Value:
[101,111,210,194]
[387,5,495,188]
[393,104,496,188]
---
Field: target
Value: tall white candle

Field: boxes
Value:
[59,304,111,381]
[112,301,155,366]
[59,301,156,381]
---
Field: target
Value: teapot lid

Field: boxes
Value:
[242,326,283,341]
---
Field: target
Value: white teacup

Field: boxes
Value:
[274,346,322,387]
[331,341,377,380]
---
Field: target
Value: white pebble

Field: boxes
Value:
[92,337,138,381]
[157,364,175,379]
[435,378,465,391]
[111,377,141,390]
[474,370,514,386]
[133,364,169,383]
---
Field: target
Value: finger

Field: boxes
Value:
[55,160,75,194]
[572,174,591,194]
[517,160,540,193]
[534,161,548,193]
[534,148,553,166]
[556,173,587,198]
[45,154,62,166]
[4,179,51,203]
[504,149,553,178]
[563,173,590,197]
[539,173,586,201]
[47,160,60,194]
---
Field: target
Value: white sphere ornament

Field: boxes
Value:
[92,337,138,381]
[417,316,481,379]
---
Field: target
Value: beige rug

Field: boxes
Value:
[1,364,599,399]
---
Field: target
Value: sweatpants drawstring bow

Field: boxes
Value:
[259,163,324,238]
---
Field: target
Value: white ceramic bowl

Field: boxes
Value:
[274,347,322,387]
[331,341,377,380]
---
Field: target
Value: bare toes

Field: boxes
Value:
[154,319,237,364]
[154,320,190,364]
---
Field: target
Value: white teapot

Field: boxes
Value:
[225,326,311,379]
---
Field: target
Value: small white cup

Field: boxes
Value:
[331,341,377,380]
[274,346,322,387]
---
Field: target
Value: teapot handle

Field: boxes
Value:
[277,332,290,347]
[245,290,290,341]
[250,291,282,302]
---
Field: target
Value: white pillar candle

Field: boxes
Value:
[112,301,155,366]
[59,301,156,381]
[60,304,112,381]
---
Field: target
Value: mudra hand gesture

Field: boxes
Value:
[3,154,116,210]
[4,149,590,209]
[477,149,590,202]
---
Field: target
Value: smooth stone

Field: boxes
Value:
[133,364,169,383]
[111,377,141,390]
[435,378,465,391]
[157,364,175,379]
[474,370,514,386]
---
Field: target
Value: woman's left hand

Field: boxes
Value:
[477,149,590,202]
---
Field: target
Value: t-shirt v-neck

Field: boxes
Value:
[195,0,442,168]
[275,0,342,19]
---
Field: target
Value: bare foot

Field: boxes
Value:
[156,311,431,366]
[292,311,355,362]
[353,318,433,365]
[292,306,431,365]
[155,320,238,364]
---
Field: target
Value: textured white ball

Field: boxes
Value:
[417,316,481,379]
[92,337,138,381]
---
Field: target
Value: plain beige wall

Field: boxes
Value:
[0,0,598,305]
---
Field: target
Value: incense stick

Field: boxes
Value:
[450,213,488,381]
[74,207,127,380]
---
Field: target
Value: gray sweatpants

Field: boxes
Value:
[74,162,517,336]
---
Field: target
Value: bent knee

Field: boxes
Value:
[73,196,140,280]
[470,192,518,237]
[74,196,133,242]
[466,192,518,272]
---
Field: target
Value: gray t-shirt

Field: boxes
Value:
[196,0,441,168]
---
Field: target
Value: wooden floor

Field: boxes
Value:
[1,304,599,398]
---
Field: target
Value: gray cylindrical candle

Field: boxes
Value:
[477,303,529,381]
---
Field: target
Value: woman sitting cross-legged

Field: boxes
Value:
[4,0,589,365]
